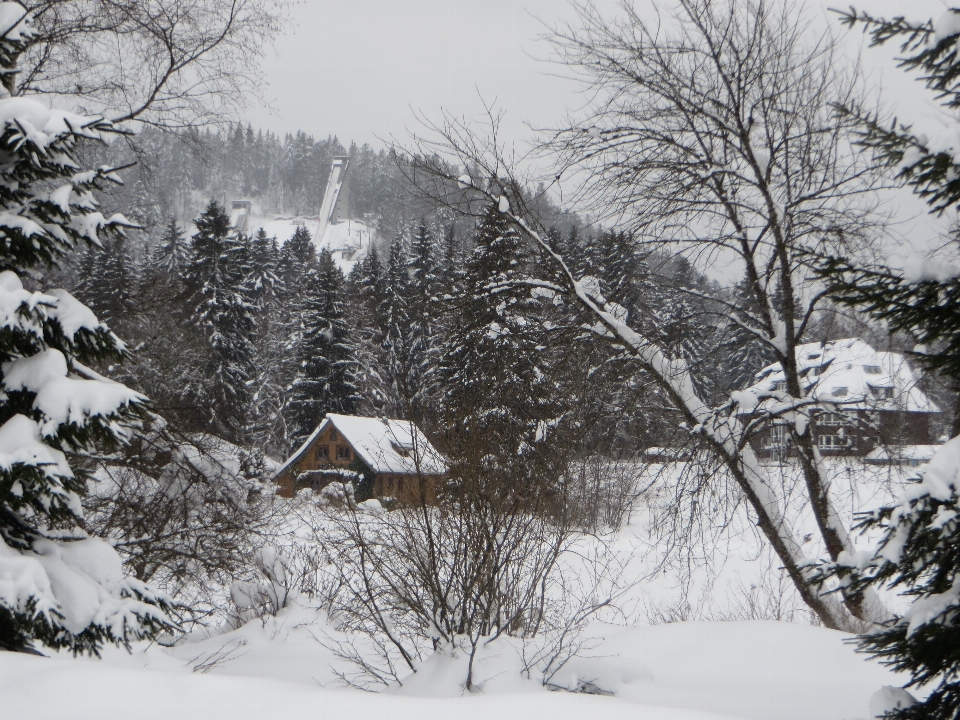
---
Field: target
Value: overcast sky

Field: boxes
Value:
[246,0,956,274]
[248,1,950,143]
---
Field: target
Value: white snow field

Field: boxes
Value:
[250,213,372,274]
[1,457,917,719]
[1,607,901,720]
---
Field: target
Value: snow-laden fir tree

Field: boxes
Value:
[404,219,441,416]
[76,234,138,327]
[815,8,960,719]
[439,203,562,487]
[346,246,391,415]
[246,227,287,454]
[379,225,418,418]
[182,200,257,443]
[0,3,170,654]
[246,227,281,309]
[286,247,360,447]
[151,218,191,279]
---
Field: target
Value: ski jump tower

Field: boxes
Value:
[316,155,350,242]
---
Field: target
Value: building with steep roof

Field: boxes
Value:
[271,414,447,499]
[737,338,941,460]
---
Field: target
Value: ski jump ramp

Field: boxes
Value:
[316,155,350,242]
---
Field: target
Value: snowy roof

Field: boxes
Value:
[739,338,939,414]
[274,414,447,480]
[865,444,942,464]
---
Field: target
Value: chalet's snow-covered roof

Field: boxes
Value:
[865,444,942,464]
[274,414,447,480]
[738,338,939,414]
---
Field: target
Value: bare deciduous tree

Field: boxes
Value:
[16,0,288,130]
[390,0,891,630]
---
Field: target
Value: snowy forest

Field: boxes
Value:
[5,2,960,720]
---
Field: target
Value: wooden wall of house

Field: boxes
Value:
[275,424,359,497]
[372,473,442,504]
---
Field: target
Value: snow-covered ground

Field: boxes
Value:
[2,457,919,719]
[2,605,903,720]
[249,214,373,274]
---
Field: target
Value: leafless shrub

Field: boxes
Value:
[563,456,650,531]
[713,552,821,625]
[228,544,321,626]
[307,462,630,692]
[184,638,249,673]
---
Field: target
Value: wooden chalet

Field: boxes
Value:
[272,414,447,499]
[737,338,941,462]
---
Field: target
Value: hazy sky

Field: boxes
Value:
[248,1,951,145]
[247,0,591,145]
[246,0,956,275]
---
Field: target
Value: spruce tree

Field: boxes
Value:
[287,248,360,445]
[440,203,561,487]
[182,201,257,443]
[246,228,286,453]
[816,9,960,719]
[405,219,441,416]
[379,226,416,417]
[0,6,170,654]
[247,227,281,309]
[347,246,390,414]
[151,218,191,279]
[77,234,138,327]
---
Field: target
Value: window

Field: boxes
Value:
[391,441,413,458]
[770,424,788,447]
[831,387,848,397]
[819,412,843,426]
[864,365,882,375]
[772,380,787,392]
[330,429,338,441]
[818,434,847,449]
[337,445,351,460]
[315,445,329,461]
[870,386,894,401]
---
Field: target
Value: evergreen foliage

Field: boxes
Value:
[287,248,360,445]
[182,201,257,443]
[816,8,960,718]
[440,204,562,485]
[379,226,417,418]
[151,219,191,278]
[0,6,170,654]
[76,235,138,326]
